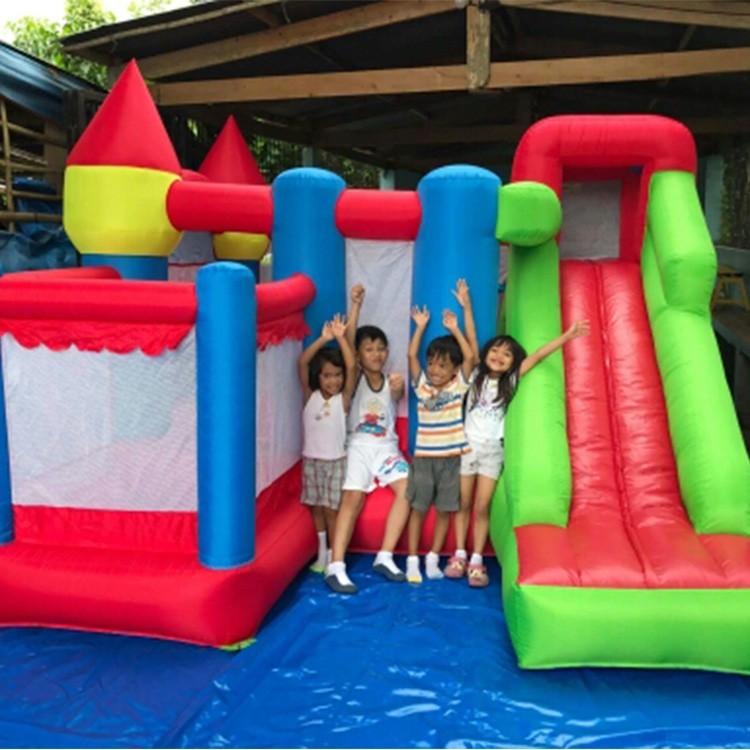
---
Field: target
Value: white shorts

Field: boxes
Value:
[342,441,409,493]
[460,437,504,480]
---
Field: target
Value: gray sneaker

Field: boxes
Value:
[325,573,358,594]
[373,562,406,582]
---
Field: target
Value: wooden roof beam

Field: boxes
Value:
[64,0,279,54]
[467,2,491,90]
[151,47,750,105]
[498,1,750,32]
[314,123,524,148]
[139,1,456,79]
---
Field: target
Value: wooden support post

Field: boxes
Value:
[467,2,491,90]
[0,99,14,232]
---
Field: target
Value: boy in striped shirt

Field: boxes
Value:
[405,281,477,584]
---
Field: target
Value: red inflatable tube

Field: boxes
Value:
[1,267,122,282]
[0,277,196,324]
[167,181,273,234]
[335,188,421,240]
[257,273,315,324]
[512,115,696,190]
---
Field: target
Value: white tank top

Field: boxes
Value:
[347,372,398,447]
[302,391,347,460]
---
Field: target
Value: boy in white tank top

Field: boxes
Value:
[326,285,410,594]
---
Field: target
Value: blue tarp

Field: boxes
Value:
[0,41,97,126]
[0,554,749,748]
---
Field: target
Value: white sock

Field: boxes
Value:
[455,549,468,560]
[406,555,422,584]
[470,553,483,567]
[326,560,354,587]
[374,550,403,577]
[314,531,327,567]
[425,551,444,580]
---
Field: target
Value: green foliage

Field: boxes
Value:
[720,137,750,249]
[127,0,177,19]
[9,0,114,87]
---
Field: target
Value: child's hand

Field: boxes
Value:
[330,313,347,340]
[411,305,430,328]
[321,320,335,342]
[452,278,471,308]
[350,284,365,306]
[388,373,404,394]
[442,308,458,332]
[565,319,590,339]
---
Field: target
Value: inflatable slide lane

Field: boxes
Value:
[493,116,750,673]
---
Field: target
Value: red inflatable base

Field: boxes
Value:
[0,465,315,646]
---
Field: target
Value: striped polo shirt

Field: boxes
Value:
[413,370,470,458]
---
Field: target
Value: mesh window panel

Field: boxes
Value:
[559,180,621,260]
[345,239,413,417]
[2,331,198,511]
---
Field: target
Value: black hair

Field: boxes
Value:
[308,346,345,392]
[355,325,388,349]
[470,335,526,409]
[426,335,463,367]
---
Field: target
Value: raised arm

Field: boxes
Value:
[331,313,358,411]
[345,283,365,351]
[408,305,430,383]
[519,319,590,377]
[298,321,335,403]
[452,278,479,368]
[442,308,475,381]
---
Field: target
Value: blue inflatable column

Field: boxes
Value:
[0,349,12,545]
[196,262,256,569]
[81,254,168,281]
[411,166,501,453]
[272,168,346,344]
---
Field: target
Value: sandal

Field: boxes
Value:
[444,555,468,579]
[468,564,489,588]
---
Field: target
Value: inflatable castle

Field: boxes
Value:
[0,61,746,671]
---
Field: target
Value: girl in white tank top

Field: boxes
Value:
[298,315,357,572]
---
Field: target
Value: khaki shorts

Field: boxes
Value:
[407,455,461,513]
[460,437,504,480]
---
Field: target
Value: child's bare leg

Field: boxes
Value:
[373,478,408,582]
[324,508,337,565]
[325,490,364,594]
[406,509,424,584]
[379,478,410,552]
[331,490,364,563]
[468,475,497,588]
[425,510,450,580]
[445,475,474,578]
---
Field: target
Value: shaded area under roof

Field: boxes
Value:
[61,1,750,173]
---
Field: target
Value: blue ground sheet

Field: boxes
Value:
[1,554,749,748]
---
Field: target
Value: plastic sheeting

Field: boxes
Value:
[0,554,749,748]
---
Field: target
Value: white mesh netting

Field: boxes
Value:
[2,330,303,510]
[345,238,413,417]
[3,331,198,512]
[255,338,303,494]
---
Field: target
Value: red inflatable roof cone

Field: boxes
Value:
[67,60,181,174]
[199,116,266,185]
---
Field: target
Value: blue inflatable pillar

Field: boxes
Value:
[81,254,168,281]
[0,349,12,545]
[196,262,256,569]
[272,168,346,343]
[411,166,501,453]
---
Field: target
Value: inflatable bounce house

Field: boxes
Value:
[0,61,746,671]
